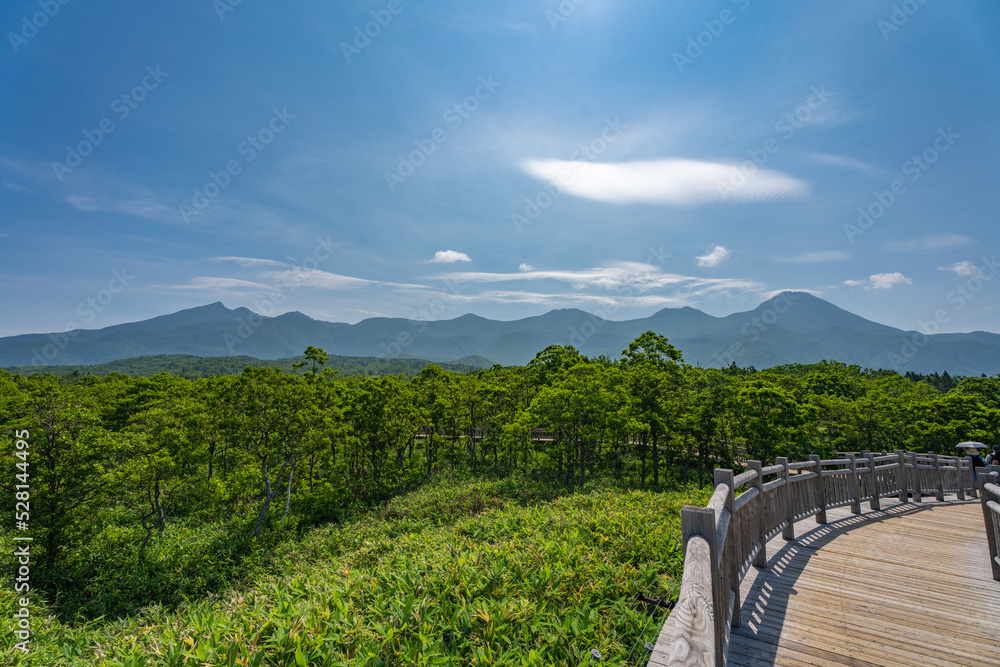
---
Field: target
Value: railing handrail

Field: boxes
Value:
[979,467,1000,583]
[660,450,981,667]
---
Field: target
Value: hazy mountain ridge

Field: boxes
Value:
[3,293,999,375]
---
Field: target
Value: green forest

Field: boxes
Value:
[2,333,998,665]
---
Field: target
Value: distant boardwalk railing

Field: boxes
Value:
[653,450,982,667]
[981,467,1000,581]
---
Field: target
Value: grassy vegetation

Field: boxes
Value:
[1,474,709,666]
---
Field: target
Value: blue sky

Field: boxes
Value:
[2,0,999,339]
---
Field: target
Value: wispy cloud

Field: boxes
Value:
[160,276,275,291]
[440,290,694,309]
[843,272,912,291]
[805,152,877,174]
[773,250,850,263]
[428,250,471,264]
[939,261,980,277]
[2,180,31,193]
[520,158,808,206]
[204,257,428,292]
[883,233,973,253]
[66,189,177,224]
[696,245,730,268]
[432,261,762,297]
[210,257,288,268]
[762,288,822,299]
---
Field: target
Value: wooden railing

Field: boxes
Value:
[658,450,979,667]
[980,466,1000,582]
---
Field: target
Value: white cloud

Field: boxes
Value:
[939,261,980,277]
[518,263,535,272]
[429,250,471,264]
[843,272,912,291]
[883,233,973,253]
[520,158,808,206]
[696,245,730,268]
[870,272,911,290]
[773,250,850,263]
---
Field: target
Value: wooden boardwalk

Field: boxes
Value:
[723,498,1000,667]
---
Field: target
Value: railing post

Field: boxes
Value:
[911,452,922,502]
[715,469,740,630]
[956,457,966,501]
[678,506,721,666]
[810,454,826,524]
[777,456,794,540]
[847,453,861,514]
[864,451,880,511]
[748,460,767,568]
[978,473,1000,582]
[932,453,944,501]
[895,449,907,503]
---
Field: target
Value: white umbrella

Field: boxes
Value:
[955,441,987,449]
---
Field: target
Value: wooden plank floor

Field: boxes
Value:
[723,498,1000,667]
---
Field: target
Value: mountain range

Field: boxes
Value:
[3,292,999,375]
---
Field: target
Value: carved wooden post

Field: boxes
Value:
[777,457,794,540]
[846,453,861,514]
[911,452,922,502]
[810,454,826,524]
[682,505,724,665]
[748,460,767,568]
[676,506,719,666]
[715,469,740,630]
[979,473,1000,582]
[864,451,880,510]
[932,453,944,501]
[895,449,907,503]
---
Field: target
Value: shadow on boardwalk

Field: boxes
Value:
[727,498,1000,667]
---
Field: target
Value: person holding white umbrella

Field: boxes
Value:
[956,441,987,477]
